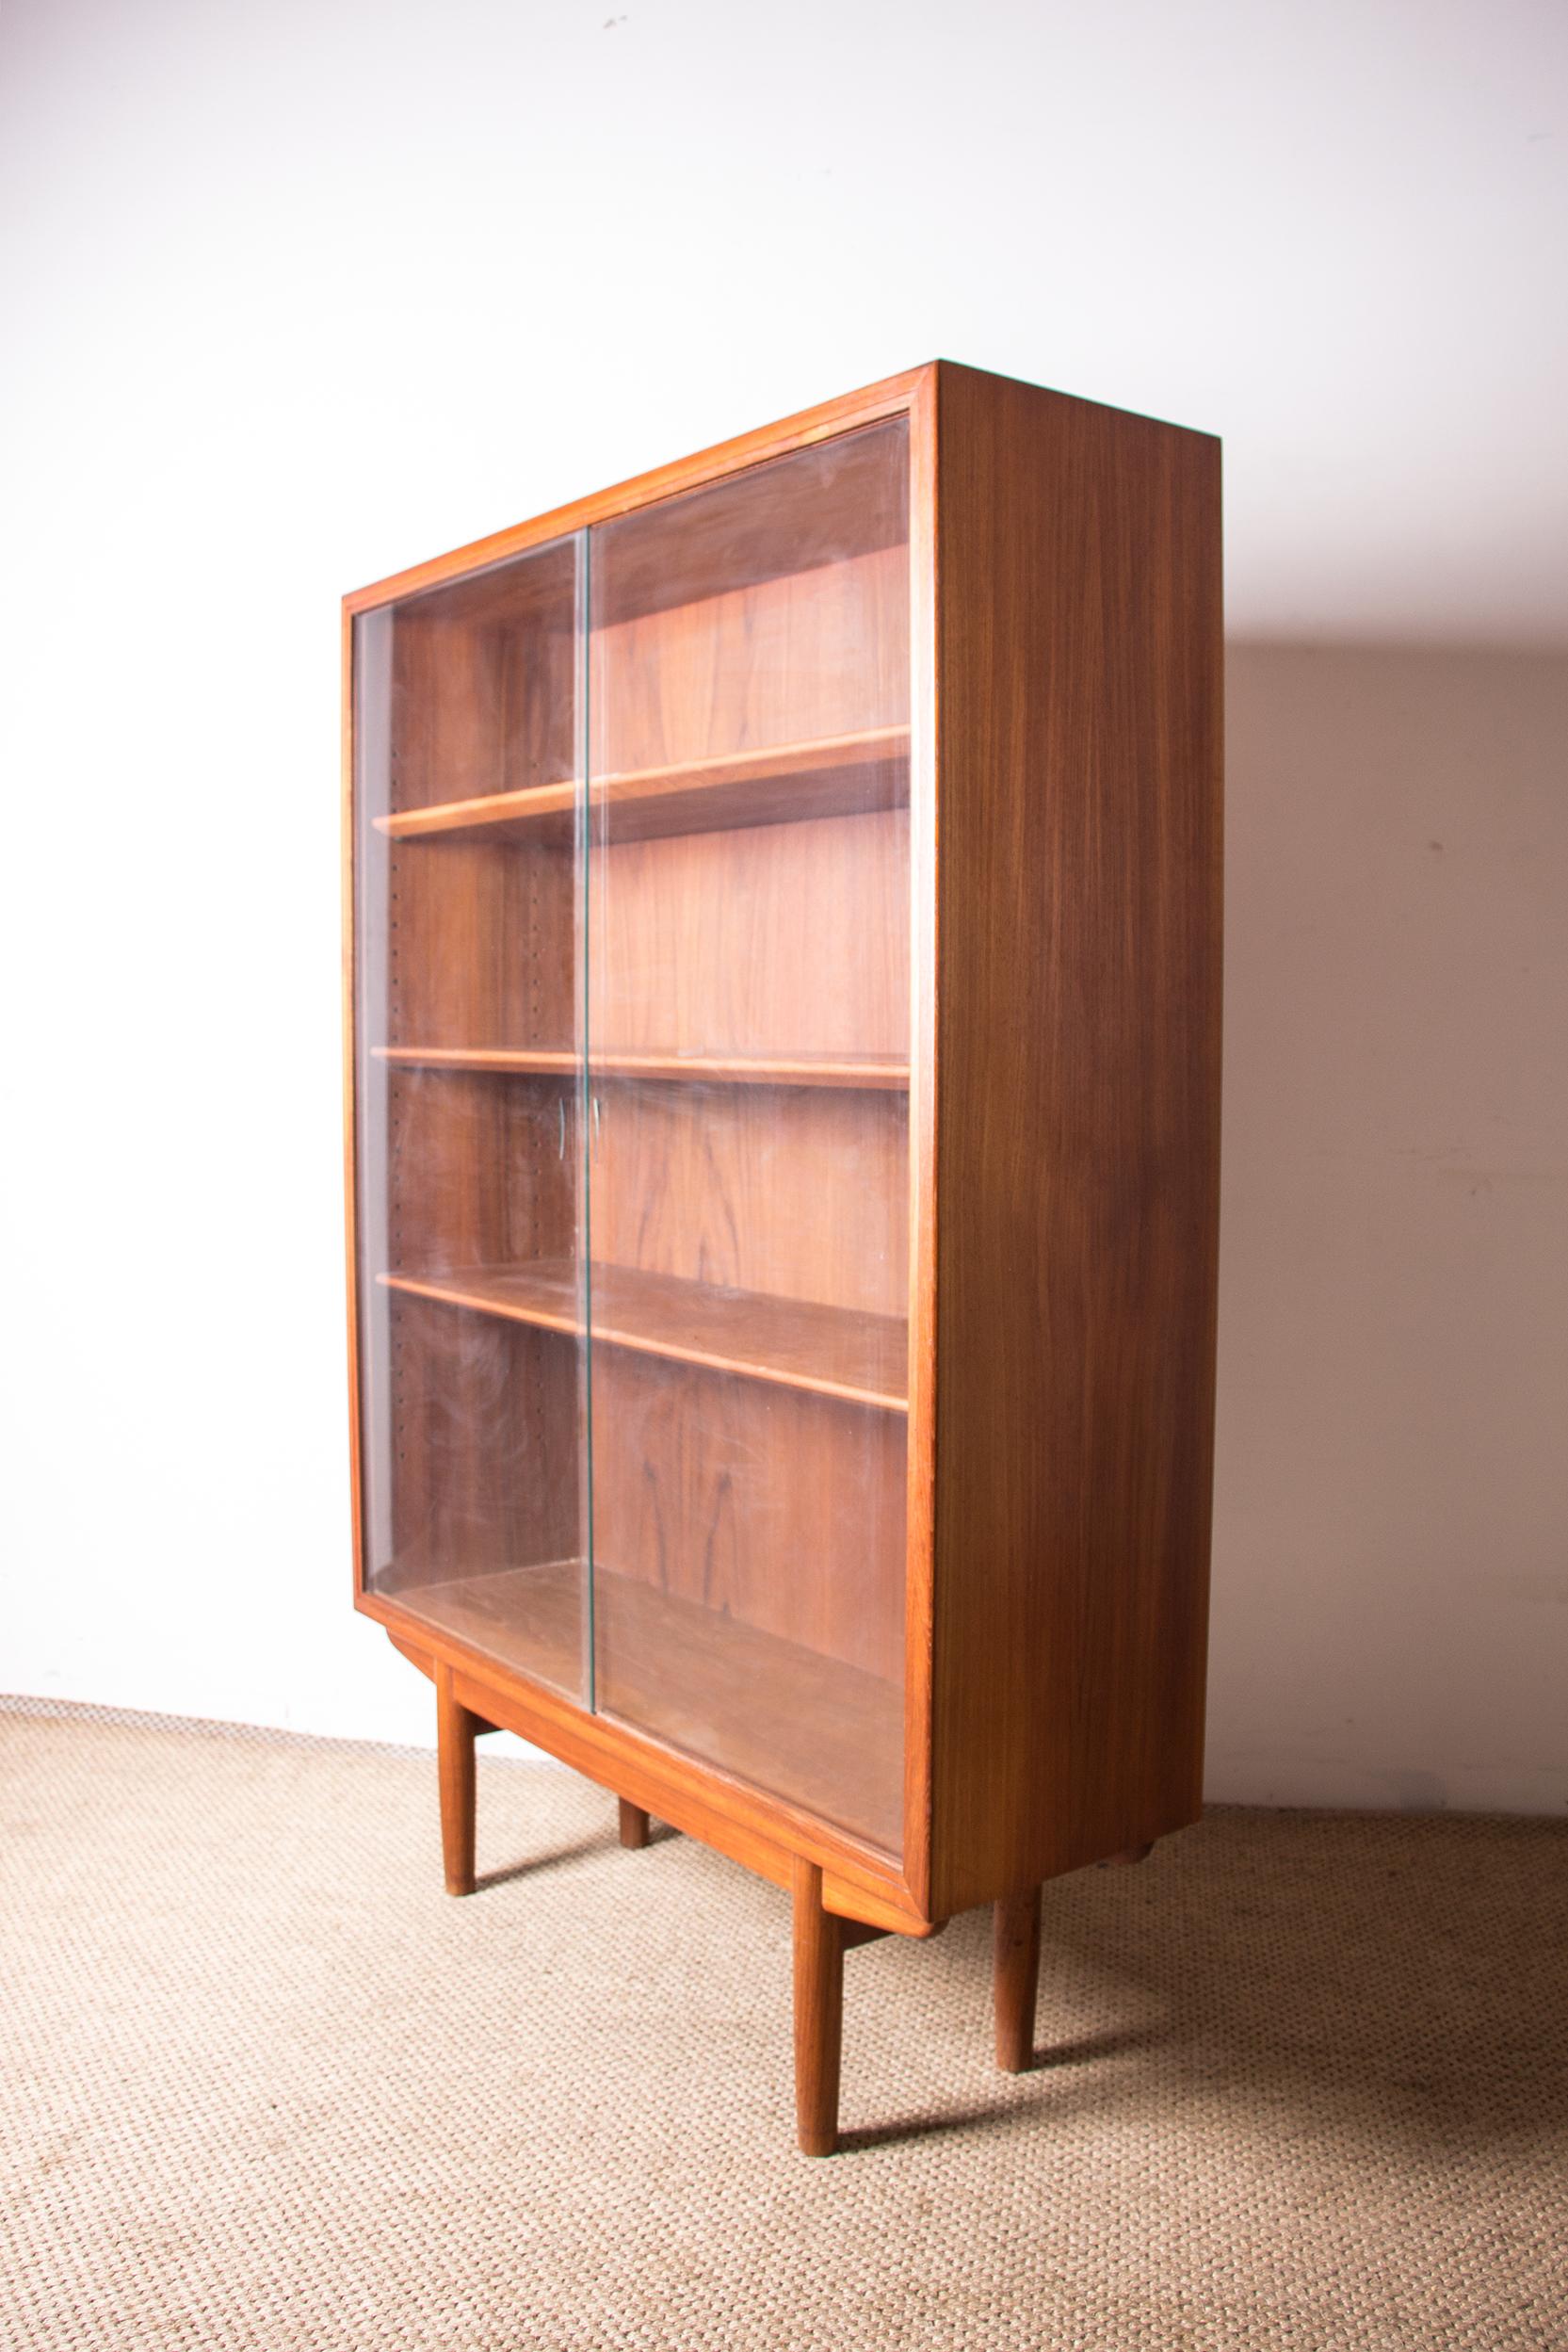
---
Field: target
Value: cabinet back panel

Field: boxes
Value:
[590,418,908,629]
[590,1081,907,1319]
[377,1293,581,1592]
[591,547,908,777]
[388,537,577,812]
[384,1068,576,1275]
[591,811,908,1061]
[387,839,575,1051]
[590,1350,905,1682]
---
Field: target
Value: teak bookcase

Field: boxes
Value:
[342,362,1221,2155]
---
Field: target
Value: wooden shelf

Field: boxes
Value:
[371,724,910,847]
[377,1258,909,1412]
[372,1045,910,1091]
[382,1557,902,1855]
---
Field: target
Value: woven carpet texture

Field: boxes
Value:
[2,1701,1564,2350]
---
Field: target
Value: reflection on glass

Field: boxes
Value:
[354,424,913,1852]
[585,422,912,1852]
[353,534,591,1699]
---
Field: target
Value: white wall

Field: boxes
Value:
[2,0,1563,1800]
[1215,646,1568,1812]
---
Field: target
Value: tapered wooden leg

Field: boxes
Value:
[618,1798,651,1850]
[994,1886,1042,2072]
[435,1663,478,1897]
[792,1859,844,2156]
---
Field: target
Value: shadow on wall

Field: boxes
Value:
[1206,642,1568,1818]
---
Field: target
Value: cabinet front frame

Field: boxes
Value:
[342,365,942,1928]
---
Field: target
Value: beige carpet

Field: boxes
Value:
[2,1702,1564,2350]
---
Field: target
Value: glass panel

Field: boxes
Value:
[353,532,591,1701]
[585,421,912,1855]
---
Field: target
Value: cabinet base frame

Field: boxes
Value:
[377,1602,932,1933]
[404,1614,1160,2153]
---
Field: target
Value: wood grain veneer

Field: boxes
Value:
[386,539,576,814]
[924,362,1222,1917]
[590,548,908,778]
[590,1349,906,1683]
[380,837,575,1056]
[375,1291,582,1628]
[588,1080,908,1319]
[591,809,909,1064]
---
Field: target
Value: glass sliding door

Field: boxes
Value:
[353,532,593,1700]
[583,424,913,1854]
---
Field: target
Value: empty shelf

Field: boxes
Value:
[377,1259,909,1412]
[371,724,910,846]
[375,1557,903,1855]
[372,1046,910,1090]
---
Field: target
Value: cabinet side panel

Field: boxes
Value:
[929,367,1222,1917]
